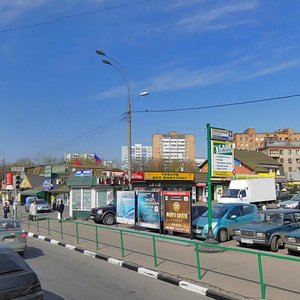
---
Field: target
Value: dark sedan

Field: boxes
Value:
[233,209,300,252]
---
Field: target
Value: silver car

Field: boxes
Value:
[0,219,27,256]
[25,198,52,213]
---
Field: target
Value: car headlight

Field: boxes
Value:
[287,237,296,243]
[234,229,241,236]
[97,209,103,215]
[256,232,266,238]
[287,203,298,208]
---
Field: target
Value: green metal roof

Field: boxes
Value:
[67,176,97,187]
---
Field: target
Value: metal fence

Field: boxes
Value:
[19,211,300,300]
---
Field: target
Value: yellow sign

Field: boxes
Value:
[144,172,194,181]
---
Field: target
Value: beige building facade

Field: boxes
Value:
[234,128,300,151]
[152,131,195,161]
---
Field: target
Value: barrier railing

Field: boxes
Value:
[19,212,300,300]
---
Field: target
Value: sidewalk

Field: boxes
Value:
[9,209,300,300]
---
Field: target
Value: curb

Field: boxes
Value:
[27,232,249,300]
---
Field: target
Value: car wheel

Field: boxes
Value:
[270,236,279,252]
[260,203,267,211]
[102,213,115,225]
[217,229,228,243]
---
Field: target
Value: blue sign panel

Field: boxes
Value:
[117,191,135,225]
[137,191,160,229]
[73,170,92,177]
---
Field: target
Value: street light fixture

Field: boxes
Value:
[96,49,149,190]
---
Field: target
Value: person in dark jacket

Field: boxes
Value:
[3,202,10,218]
[57,200,65,222]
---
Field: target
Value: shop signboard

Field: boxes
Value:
[163,191,191,234]
[144,172,194,181]
[116,191,135,225]
[137,191,160,229]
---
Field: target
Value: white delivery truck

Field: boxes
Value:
[218,178,277,210]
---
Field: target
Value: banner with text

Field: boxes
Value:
[163,191,191,234]
[137,191,160,229]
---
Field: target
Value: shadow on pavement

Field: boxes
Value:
[23,246,44,260]
[43,290,65,300]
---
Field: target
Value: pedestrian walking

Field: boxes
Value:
[52,198,57,211]
[3,202,10,218]
[57,200,65,222]
[12,198,18,219]
[29,200,37,221]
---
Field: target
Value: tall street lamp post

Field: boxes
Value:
[96,50,148,190]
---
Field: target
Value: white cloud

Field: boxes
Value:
[0,0,46,23]
[176,1,257,32]
[244,59,300,79]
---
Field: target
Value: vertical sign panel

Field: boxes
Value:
[211,140,234,177]
[137,191,160,229]
[163,191,191,234]
[116,191,135,225]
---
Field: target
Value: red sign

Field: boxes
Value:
[6,172,13,185]
[132,172,144,181]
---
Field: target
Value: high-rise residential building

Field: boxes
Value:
[234,128,300,151]
[152,131,195,162]
[121,144,152,170]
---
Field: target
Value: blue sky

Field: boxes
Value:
[1,0,300,163]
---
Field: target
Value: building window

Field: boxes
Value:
[288,158,292,164]
[289,167,293,172]
[288,150,292,155]
[240,137,243,141]
[297,158,300,164]
[296,150,300,155]
[279,150,284,155]
[280,158,284,163]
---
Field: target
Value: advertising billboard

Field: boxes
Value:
[211,140,234,177]
[137,191,160,229]
[116,191,135,225]
[163,191,191,234]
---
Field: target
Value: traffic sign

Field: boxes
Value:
[11,167,25,172]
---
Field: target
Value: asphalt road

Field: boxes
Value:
[24,238,210,300]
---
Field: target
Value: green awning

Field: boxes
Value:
[21,188,44,197]
[67,176,97,187]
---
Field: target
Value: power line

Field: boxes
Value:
[0,0,154,34]
[133,93,300,114]
[45,114,126,153]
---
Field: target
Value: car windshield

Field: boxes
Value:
[257,212,284,224]
[0,221,21,231]
[202,206,230,218]
[291,194,300,201]
[36,200,47,205]
[108,199,116,206]
[222,189,239,198]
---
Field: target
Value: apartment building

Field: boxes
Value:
[121,144,152,169]
[152,131,195,162]
[261,141,300,177]
[234,128,300,151]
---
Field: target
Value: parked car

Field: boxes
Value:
[191,204,208,221]
[0,219,27,256]
[276,190,295,202]
[0,244,43,299]
[233,209,300,252]
[192,203,258,243]
[278,193,300,209]
[90,199,116,225]
[25,198,52,213]
[284,229,300,256]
